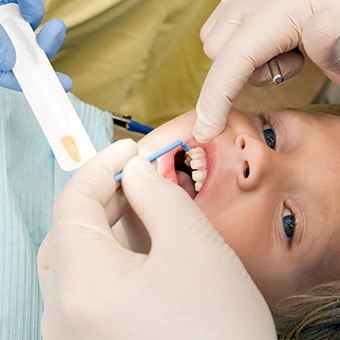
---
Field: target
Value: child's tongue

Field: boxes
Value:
[176,171,196,199]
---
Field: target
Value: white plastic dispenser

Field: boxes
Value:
[0,4,97,171]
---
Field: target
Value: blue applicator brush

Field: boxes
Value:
[114,140,190,182]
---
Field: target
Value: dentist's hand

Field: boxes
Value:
[0,0,72,91]
[38,139,276,340]
[194,0,340,142]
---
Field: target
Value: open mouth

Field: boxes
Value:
[173,146,208,199]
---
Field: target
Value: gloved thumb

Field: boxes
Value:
[122,156,217,251]
[0,26,15,71]
[302,9,340,85]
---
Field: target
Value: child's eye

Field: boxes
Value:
[262,123,276,149]
[283,207,295,241]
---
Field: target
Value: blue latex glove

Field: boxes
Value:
[0,0,72,91]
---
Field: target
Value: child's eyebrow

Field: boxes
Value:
[271,109,309,121]
[316,187,335,225]
[305,181,335,269]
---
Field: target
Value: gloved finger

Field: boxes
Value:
[194,1,301,143]
[0,20,71,91]
[200,0,230,43]
[38,204,140,295]
[248,50,304,86]
[3,71,71,92]
[122,156,213,251]
[37,226,55,279]
[202,7,247,61]
[39,140,138,276]
[0,69,21,90]
[18,0,44,30]
[55,71,73,92]
[53,139,137,228]
[303,9,340,85]
[38,193,133,280]
[0,70,72,91]
[36,19,66,60]
[0,25,15,71]
[104,187,128,227]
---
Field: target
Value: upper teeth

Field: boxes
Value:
[184,147,207,192]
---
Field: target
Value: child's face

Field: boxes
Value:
[138,108,340,303]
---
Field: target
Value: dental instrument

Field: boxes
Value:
[268,57,284,84]
[114,140,190,182]
[0,4,97,171]
[112,112,154,134]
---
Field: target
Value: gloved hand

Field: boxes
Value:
[0,0,72,91]
[38,139,276,340]
[194,0,340,142]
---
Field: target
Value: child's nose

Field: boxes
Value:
[234,133,275,191]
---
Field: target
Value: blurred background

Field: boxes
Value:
[44,0,327,127]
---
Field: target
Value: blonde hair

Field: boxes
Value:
[271,104,340,339]
[272,282,340,339]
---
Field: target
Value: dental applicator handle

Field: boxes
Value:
[114,140,190,182]
[0,4,97,171]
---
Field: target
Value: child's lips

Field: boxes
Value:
[157,150,179,184]
[157,139,218,199]
[158,153,196,198]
